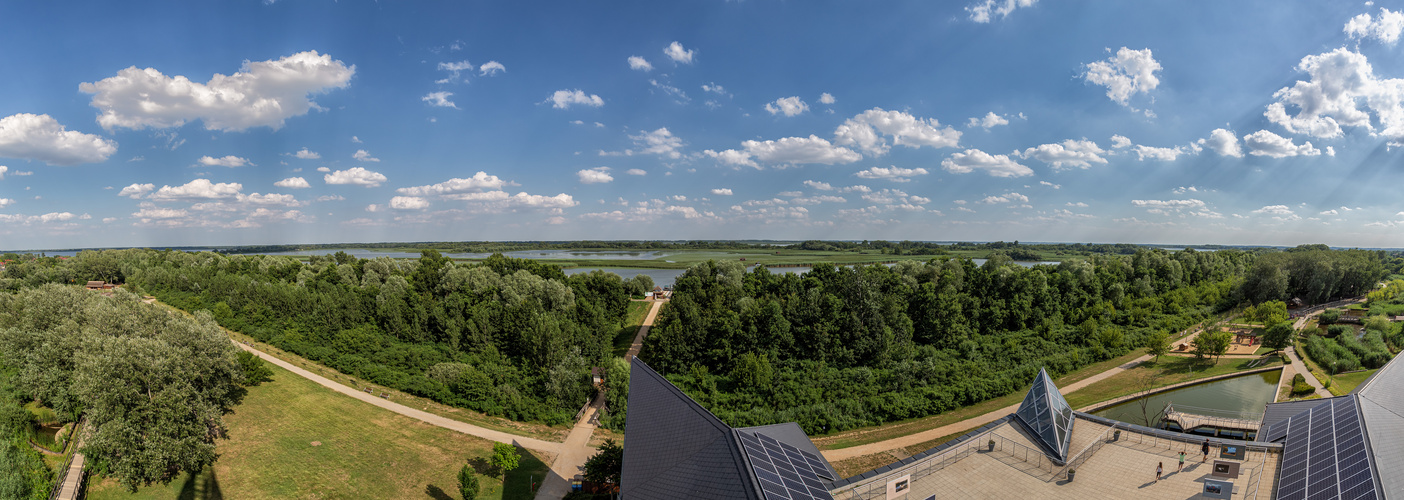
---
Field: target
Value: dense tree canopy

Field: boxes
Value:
[1,249,634,426]
[0,285,246,492]
[640,249,1255,434]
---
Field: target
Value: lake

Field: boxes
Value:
[1092,370,1281,436]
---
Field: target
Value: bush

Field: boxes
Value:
[236,351,273,386]
[1290,373,1314,395]
[458,464,480,500]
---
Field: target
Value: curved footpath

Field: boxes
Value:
[233,343,563,453]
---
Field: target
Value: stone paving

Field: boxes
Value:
[835,419,1280,500]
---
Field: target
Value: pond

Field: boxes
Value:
[1092,370,1281,438]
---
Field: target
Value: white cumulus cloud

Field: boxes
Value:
[118,183,155,199]
[1198,128,1243,157]
[397,172,508,197]
[275,177,311,189]
[324,167,387,187]
[967,112,1010,129]
[966,0,1037,23]
[1132,145,1188,161]
[478,61,506,76]
[625,168,646,176]
[1264,48,1404,139]
[79,50,354,131]
[765,97,809,117]
[293,147,320,159]
[664,41,694,64]
[1109,135,1132,149]
[941,149,1033,177]
[833,108,961,156]
[0,113,117,165]
[149,179,243,200]
[1020,139,1107,169]
[390,196,430,210]
[819,93,836,105]
[1243,130,1322,158]
[628,56,653,72]
[703,148,760,169]
[353,149,380,162]
[741,135,861,165]
[577,167,614,184]
[855,166,929,182]
[1345,8,1404,45]
[198,155,251,167]
[711,188,733,196]
[1084,47,1162,108]
[548,89,604,109]
[422,91,457,109]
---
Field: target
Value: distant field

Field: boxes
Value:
[86,362,551,500]
[241,246,1078,270]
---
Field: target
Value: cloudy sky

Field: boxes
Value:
[4,1,1404,250]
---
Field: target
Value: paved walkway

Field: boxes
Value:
[821,323,1212,463]
[534,299,665,499]
[1282,346,1333,398]
[234,343,563,453]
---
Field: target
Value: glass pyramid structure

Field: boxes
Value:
[1013,367,1075,464]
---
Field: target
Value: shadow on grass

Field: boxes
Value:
[424,484,454,500]
[176,469,223,500]
[503,443,554,500]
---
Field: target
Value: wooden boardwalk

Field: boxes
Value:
[1163,409,1261,433]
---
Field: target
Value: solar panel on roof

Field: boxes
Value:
[738,430,835,500]
[1274,397,1379,500]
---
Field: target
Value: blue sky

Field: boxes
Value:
[4,0,1404,250]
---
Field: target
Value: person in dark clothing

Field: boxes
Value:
[1201,438,1211,462]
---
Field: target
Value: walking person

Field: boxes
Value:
[1155,462,1163,483]
[1201,438,1211,462]
[1178,451,1186,472]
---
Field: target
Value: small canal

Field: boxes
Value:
[1092,370,1281,440]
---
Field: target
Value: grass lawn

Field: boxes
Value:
[1063,355,1284,411]
[224,330,567,443]
[1328,369,1377,396]
[145,298,567,443]
[86,362,551,500]
[612,301,654,357]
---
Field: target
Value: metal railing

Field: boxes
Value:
[1054,422,1121,481]
[1161,403,1263,433]
[1109,428,1277,498]
[1246,444,1275,499]
[47,416,89,500]
[829,428,1061,500]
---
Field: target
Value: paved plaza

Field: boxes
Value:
[840,418,1280,500]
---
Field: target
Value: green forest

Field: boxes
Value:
[0,244,1390,444]
[2,248,641,427]
[0,285,250,495]
[636,247,1385,435]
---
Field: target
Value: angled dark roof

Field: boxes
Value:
[1261,398,1334,434]
[1356,353,1404,497]
[1013,367,1074,463]
[736,423,839,481]
[621,361,760,500]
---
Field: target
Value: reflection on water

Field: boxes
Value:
[1093,371,1281,430]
